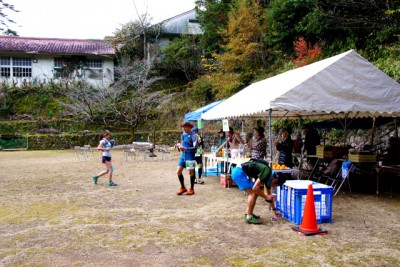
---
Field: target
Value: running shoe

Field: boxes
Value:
[108,181,117,186]
[177,187,187,195]
[93,176,98,184]
[244,214,260,219]
[187,188,195,195]
[246,216,262,224]
[195,179,204,184]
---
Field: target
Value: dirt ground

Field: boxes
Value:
[0,150,399,267]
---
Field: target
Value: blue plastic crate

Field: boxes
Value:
[276,180,333,225]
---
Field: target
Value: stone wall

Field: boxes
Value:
[1,123,398,152]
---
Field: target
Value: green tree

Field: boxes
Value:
[161,35,203,81]
[266,0,322,55]
[219,0,269,74]
[112,15,162,64]
[112,21,146,62]
[195,0,233,54]
[317,0,400,53]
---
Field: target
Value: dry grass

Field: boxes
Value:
[0,150,399,266]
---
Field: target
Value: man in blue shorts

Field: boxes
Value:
[232,161,286,224]
[176,122,198,195]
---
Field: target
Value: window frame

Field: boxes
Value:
[0,56,32,78]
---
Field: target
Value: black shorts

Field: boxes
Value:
[195,156,203,165]
[102,156,112,163]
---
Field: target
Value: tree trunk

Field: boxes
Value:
[129,127,136,143]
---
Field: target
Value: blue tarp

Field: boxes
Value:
[184,100,224,122]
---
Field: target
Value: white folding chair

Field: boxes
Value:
[83,145,94,160]
[74,146,86,162]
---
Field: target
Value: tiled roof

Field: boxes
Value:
[0,36,114,56]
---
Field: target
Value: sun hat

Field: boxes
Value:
[180,122,194,128]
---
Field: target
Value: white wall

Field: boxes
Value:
[0,53,114,87]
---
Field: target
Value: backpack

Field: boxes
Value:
[182,132,197,153]
[249,158,270,167]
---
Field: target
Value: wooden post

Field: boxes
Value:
[370,117,376,147]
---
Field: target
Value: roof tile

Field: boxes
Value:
[0,36,114,55]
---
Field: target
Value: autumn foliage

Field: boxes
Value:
[292,37,322,67]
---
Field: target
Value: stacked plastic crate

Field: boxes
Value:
[276,180,333,224]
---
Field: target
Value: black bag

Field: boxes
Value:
[278,151,286,165]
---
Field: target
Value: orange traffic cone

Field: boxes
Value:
[292,183,328,236]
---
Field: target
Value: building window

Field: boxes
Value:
[54,57,70,78]
[13,57,32,67]
[13,67,32,77]
[84,59,102,69]
[0,56,32,78]
[53,57,103,79]
[0,56,11,78]
[0,56,10,66]
[84,59,102,79]
[54,57,66,68]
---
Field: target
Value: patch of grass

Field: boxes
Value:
[225,255,254,267]
[0,202,83,224]
[140,225,207,247]
[192,256,214,266]
[70,212,116,226]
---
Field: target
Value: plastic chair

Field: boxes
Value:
[324,160,355,196]
[160,150,171,160]
[83,145,94,160]
[123,147,138,161]
[74,146,86,161]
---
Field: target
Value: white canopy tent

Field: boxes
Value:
[201,49,400,159]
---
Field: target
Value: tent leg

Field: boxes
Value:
[370,117,376,148]
[268,109,273,163]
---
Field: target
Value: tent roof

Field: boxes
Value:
[201,50,400,120]
[184,100,224,121]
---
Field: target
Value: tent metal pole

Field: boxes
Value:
[370,117,376,148]
[268,109,273,162]
[343,114,348,146]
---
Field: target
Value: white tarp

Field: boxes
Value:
[201,50,400,120]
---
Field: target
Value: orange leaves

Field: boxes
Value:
[292,37,322,67]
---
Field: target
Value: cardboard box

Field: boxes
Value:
[316,146,349,159]
[348,154,376,163]
[220,174,236,188]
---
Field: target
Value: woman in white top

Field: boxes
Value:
[93,130,117,186]
[216,127,244,159]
